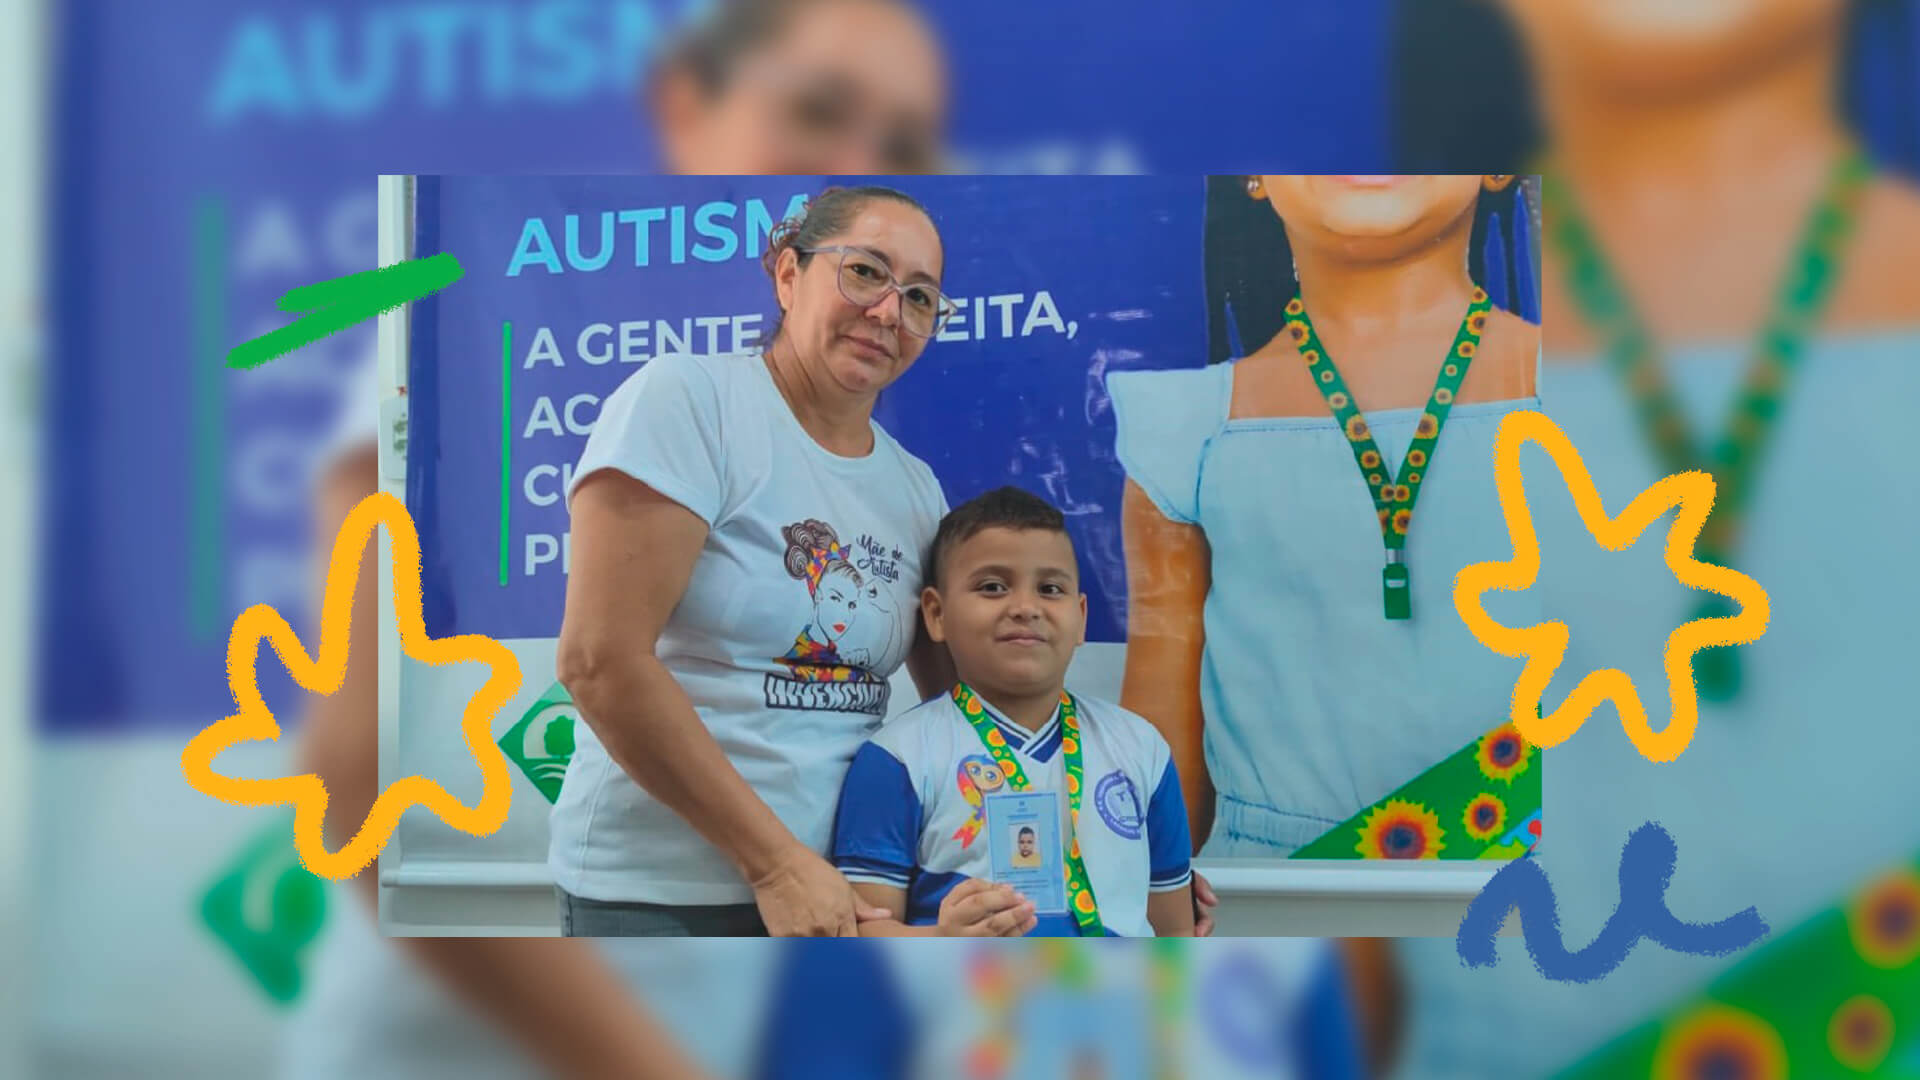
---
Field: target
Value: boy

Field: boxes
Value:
[831,486,1194,936]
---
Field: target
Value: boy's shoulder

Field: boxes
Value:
[865,693,963,754]
[1067,692,1171,761]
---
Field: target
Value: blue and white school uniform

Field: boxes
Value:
[894,938,1366,1080]
[1106,362,1542,856]
[832,691,1192,936]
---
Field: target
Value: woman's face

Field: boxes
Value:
[1258,175,1483,265]
[813,565,863,643]
[657,0,947,174]
[774,199,944,397]
[1495,0,1847,98]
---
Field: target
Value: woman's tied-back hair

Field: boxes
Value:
[760,184,938,279]
[782,519,860,596]
[925,486,1070,589]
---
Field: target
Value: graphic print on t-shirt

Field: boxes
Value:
[1094,770,1145,840]
[951,754,1009,849]
[765,518,902,715]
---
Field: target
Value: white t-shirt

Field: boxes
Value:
[550,352,949,905]
[833,690,1192,937]
[281,352,781,1079]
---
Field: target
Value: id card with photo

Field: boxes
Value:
[984,791,1067,913]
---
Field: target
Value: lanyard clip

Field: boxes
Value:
[1383,552,1411,621]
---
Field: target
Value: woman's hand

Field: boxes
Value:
[935,878,1037,937]
[749,845,891,937]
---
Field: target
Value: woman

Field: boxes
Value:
[1109,175,1542,861]
[1387,1,1920,1077]
[281,1,959,1069]
[550,183,974,938]
[648,0,947,175]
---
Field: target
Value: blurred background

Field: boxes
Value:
[8,0,1919,1078]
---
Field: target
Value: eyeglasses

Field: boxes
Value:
[797,245,956,339]
[776,84,941,174]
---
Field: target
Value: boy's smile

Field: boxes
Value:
[924,525,1087,728]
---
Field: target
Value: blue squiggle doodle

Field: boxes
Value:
[1456,821,1769,982]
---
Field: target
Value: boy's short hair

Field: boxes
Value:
[1018,826,1036,838]
[926,485,1071,588]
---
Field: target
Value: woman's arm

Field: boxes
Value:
[297,448,717,1080]
[1117,480,1216,854]
[848,882,940,937]
[558,470,885,937]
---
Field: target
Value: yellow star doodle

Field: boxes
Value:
[181,491,521,880]
[1452,410,1770,764]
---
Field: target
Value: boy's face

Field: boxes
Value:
[1018,831,1036,857]
[924,525,1087,700]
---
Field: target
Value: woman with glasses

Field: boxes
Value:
[549,185,995,939]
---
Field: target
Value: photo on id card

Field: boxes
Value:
[984,791,1067,913]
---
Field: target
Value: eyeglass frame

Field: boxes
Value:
[794,245,957,338]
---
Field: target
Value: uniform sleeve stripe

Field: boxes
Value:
[1149,871,1193,892]
[842,869,912,887]
[1145,757,1195,884]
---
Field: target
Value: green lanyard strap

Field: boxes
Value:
[1284,288,1494,619]
[950,682,1104,936]
[1542,148,1870,700]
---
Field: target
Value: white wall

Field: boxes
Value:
[5,0,45,1076]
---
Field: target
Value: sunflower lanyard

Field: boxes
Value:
[1542,148,1870,701]
[1147,939,1186,1079]
[1283,288,1494,619]
[950,683,1104,935]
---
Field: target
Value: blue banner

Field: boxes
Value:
[40,0,1391,731]
[407,175,1210,642]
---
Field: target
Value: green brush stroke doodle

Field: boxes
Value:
[226,254,464,370]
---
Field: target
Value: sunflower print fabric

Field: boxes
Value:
[1558,854,1920,1079]
[1290,717,1543,861]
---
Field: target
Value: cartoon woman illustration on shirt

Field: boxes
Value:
[838,575,899,671]
[778,519,871,682]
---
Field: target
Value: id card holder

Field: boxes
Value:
[984,791,1067,913]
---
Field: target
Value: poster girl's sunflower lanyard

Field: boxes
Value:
[1284,288,1495,619]
[1541,147,1870,701]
